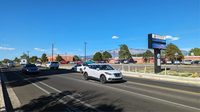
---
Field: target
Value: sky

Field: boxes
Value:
[0,0,199,60]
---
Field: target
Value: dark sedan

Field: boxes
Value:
[22,64,39,74]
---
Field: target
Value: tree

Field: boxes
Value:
[165,43,184,60]
[93,52,103,61]
[20,52,28,60]
[56,54,63,61]
[118,44,132,59]
[131,53,144,57]
[13,57,20,63]
[73,55,80,61]
[142,50,154,63]
[2,59,11,63]
[29,56,38,63]
[41,53,47,63]
[188,48,200,56]
[102,51,112,60]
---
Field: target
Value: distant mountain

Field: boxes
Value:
[79,49,189,59]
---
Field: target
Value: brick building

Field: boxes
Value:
[47,54,73,62]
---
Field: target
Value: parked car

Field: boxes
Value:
[182,60,192,65]
[124,60,129,64]
[69,61,74,64]
[83,63,123,84]
[161,60,165,64]
[22,64,39,74]
[114,60,120,64]
[191,60,200,65]
[35,62,42,67]
[83,60,95,64]
[60,60,68,64]
[77,61,83,64]
[128,60,137,64]
[45,61,59,69]
[165,60,173,64]
[173,60,180,65]
[7,61,15,67]
[71,63,88,73]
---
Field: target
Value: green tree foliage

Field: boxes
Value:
[143,50,154,63]
[118,44,132,59]
[93,52,103,61]
[131,53,144,57]
[56,54,63,61]
[29,56,38,63]
[73,55,80,61]
[2,59,11,63]
[188,48,200,56]
[13,57,20,63]
[102,51,112,60]
[41,53,47,63]
[20,52,29,61]
[165,43,184,60]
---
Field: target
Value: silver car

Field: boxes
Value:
[182,60,192,65]
[7,61,15,67]
[35,62,42,67]
[165,60,173,64]
[173,60,180,65]
[22,64,39,74]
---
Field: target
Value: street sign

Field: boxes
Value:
[174,51,178,57]
[148,34,166,50]
[152,34,166,40]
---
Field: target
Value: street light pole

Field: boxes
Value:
[84,42,87,61]
[52,42,55,61]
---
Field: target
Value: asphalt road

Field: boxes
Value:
[0,65,200,112]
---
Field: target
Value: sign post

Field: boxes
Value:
[175,51,178,75]
[148,34,166,73]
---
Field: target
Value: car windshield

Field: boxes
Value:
[52,62,59,64]
[96,65,114,70]
[26,64,36,67]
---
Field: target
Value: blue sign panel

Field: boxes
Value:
[152,38,166,43]
[152,43,166,49]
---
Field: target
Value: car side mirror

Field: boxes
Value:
[96,68,99,71]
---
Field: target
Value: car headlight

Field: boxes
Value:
[105,72,112,75]
[26,69,29,71]
[37,69,39,71]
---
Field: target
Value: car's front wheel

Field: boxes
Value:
[83,72,89,80]
[100,75,106,84]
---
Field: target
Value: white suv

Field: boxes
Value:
[46,61,59,69]
[83,63,123,84]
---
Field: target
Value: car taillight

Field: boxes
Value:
[84,67,86,70]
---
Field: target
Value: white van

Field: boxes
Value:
[20,59,27,65]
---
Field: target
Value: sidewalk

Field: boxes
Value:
[121,71,200,84]
[0,74,6,112]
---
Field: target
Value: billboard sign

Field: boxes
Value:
[148,34,166,49]
[152,34,166,40]
[152,43,166,49]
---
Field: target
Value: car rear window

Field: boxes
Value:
[52,62,59,64]
[26,64,36,67]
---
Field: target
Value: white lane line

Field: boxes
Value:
[11,71,79,111]
[58,75,200,111]
[12,70,102,112]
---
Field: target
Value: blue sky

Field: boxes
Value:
[0,0,199,60]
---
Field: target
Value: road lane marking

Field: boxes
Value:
[11,70,102,112]
[127,81,200,95]
[56,75,200,111]
[10,68,200,111]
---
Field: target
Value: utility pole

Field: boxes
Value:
[65,52,67,61]
[52,42,55,61]
[27,51,30,62]
[114,51,115,59]
[84,42,87,61]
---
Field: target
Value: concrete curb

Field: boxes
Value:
[0,74,6,112]
[121,71,200,85]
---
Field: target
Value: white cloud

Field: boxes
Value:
[166,35,179,41]
[112,36,119,39]
[34,48,48,52]
[1,44,9,46]
[0,46,15,50]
